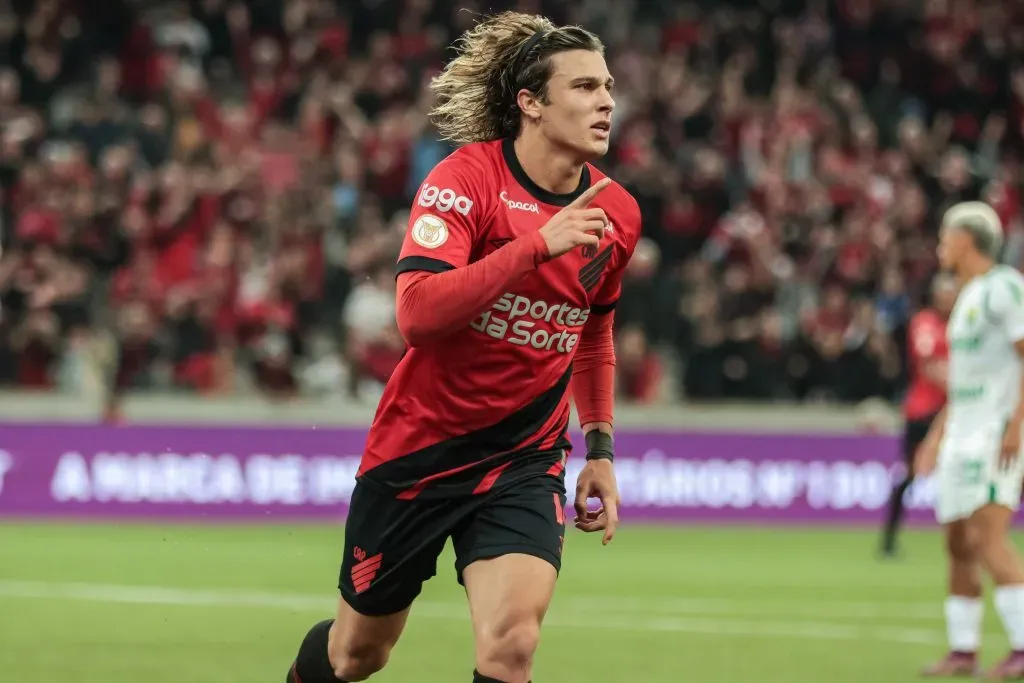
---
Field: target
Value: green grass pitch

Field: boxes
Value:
[0,522,1016,682]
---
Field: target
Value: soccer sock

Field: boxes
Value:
[995,585,1024,651]
[881,476,912,551]
[289,619,349,683]
[945,596,983,653]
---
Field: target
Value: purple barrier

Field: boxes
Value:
[0,423,936,524]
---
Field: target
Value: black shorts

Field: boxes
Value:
[338,473,567,617]
[904,413,939,466]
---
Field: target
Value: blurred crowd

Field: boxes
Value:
[1,0,1022,409]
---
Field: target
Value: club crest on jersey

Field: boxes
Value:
[580,221,613,258]
[410,214,449,249]
[579,245,614,291]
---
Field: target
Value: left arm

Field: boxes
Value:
[571,198,639,435]
[570,308,620,544]
[1006,337,1024,456]
[1013,338,1024,426]
[990,273,1024,464]
[572,308,616,436]
[570,193,641,543]
[1000,338,1024,467]
[570,236,634,543]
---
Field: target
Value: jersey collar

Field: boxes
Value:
[501,137,592,207]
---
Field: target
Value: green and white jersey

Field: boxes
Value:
[945,266,1024,440]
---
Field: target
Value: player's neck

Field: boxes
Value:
[513,133,585,195]
[957,255,996,283]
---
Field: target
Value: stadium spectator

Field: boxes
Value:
[2,0,1024,409]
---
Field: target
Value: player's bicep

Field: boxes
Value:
[397,166,482,275]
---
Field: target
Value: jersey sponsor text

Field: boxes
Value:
[417,183,474,216]
[470,293,589,354]
[500,190,540,214]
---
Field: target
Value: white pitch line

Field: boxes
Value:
[0,580,335,611]
[561,596,943,621]
[0,580,974,647]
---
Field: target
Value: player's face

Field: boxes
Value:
[937,225,968,272]
[539,50,615,159]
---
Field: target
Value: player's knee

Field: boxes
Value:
[329,639,391,681]
[478,618,542,674]
[975,526,1013,568]
[947,528,978,562]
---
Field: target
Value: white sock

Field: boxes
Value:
[946,596,983,652]
[995,585,1024,650]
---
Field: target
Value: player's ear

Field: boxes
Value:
[516,88,543,122]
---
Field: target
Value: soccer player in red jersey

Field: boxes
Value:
[880,274,957,557]
[286,12,640,683]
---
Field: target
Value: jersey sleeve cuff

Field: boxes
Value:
[590,299,618,315]
[396,256,456,276]
[579,412,614,426]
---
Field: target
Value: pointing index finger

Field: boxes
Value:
[566,177,612,210]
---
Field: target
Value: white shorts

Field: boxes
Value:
[936,427,1024,524]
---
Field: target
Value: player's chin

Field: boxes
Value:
[576,135,610,159]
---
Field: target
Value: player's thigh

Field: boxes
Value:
[453,477,565,659]
[336,480,450,635]
[968,464,1024,545]
[935,459,978,526]
[935,443,996,525]
[452,474,567,585]
[938,434,1023,525]
[462,551,558,675]
[989,455,1024,515]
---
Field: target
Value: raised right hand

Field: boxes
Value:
[538,177,612,259]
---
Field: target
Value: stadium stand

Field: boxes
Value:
[1,0,1020,410]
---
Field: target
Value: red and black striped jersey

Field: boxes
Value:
[357,138,641,499]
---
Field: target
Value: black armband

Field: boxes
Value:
[584,430,614,462]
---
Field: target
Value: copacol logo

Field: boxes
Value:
[500,190,539,213]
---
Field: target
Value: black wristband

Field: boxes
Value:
[584,430,614,462]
